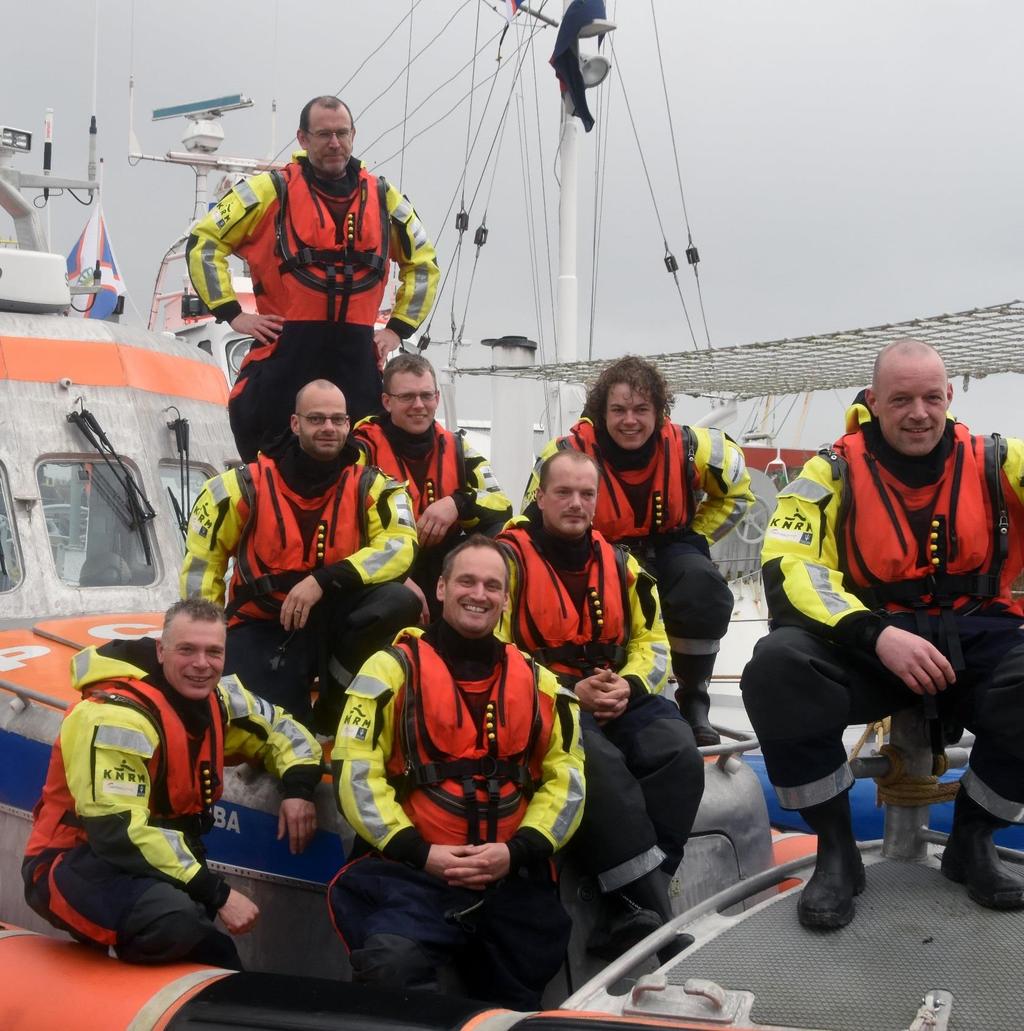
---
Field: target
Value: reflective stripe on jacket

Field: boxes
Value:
[834,421,1023,612]
[335,628,585,851]
[385,633,547,845]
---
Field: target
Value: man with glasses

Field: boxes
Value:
[353,353,512,621]
[186,95,440,462]
[181,379,420,732]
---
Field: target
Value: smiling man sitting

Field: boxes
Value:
[329,535,585,1010]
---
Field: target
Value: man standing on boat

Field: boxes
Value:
[523,355,754,746]
[180,379,420,733]
[742,339,1024,928]
[353,352,512,622]
[23,598,322,969]
[500,450,702,959]
[329,536,585,1010]
[186,95,440,462]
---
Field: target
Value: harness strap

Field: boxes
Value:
[225,569,310,618]
[531,641,627,671]
[402,756,533,791]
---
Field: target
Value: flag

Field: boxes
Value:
[66,205,127,320]
[505,0,522,21]
[550,0,607,133]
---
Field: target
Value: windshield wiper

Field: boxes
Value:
[165,408,191,541]
[67,404,157,566]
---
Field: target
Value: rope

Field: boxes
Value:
[873,744,960,808]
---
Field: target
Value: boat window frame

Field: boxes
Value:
[35,452,161,589]
[0,463,24,593]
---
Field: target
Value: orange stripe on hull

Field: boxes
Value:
[0,336,229,405]
[0,929,231,1031]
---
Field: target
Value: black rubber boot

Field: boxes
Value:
[671,651,721,746]
[941,788,1024,910]
[797,791,866,930]
[587,868,689,963]
[585,892,661,960]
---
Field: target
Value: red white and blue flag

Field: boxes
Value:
[505,0,522,22]
[66,205,127,320]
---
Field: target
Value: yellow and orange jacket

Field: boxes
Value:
[497,518,669,695]
[25,642,321,907]
[353,416,512,533]
[180,454,418,624]
[762,402,1024,640]
[334,628,584,851]
[523,418,753,546]
[186,157,438,335]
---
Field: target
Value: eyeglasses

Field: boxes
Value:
[387,391,438,405]
[296,413,350,427]
[306,129,352,141]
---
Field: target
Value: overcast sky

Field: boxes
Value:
[3,0,1023,447]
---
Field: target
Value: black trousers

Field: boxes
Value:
[228,321,384,462]
[329,856,570,1010]
[741,613,1024,806]
[23,846,240,968]
[570,693,704,887]
[226,582,420,727]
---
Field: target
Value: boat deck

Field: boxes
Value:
[655,855,1021,1030]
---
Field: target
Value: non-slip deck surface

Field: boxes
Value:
[666,859,1022,1030]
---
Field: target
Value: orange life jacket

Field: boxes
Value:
[561,420,698,542]
[237,161,389,325]
[355,418,466,519]
[385,633,550,845]
[25,678,225,860]
[830,422,1024,614]
[500,526,631,678]
[228,454,373,623]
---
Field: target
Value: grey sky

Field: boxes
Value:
[3,0,1023,447]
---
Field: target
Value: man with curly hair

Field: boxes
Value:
[523,356,753,745]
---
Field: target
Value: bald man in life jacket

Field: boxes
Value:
[742,339,1024,929]
[500,449,703,959]
[181,379,421,733]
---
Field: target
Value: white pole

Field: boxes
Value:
[552,0,581,436]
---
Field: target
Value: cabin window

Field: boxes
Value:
[36,460,157,587]
[0,467,23,592]
[159,462,215,548]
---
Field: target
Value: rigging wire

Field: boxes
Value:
[362,23,504,157]
[399,0,415,190]
[357,0,475,129]
[418,18,548,347]
[609,36,699,352]
[266,0,432,166]
[446,0,486,346]
[648,0,712,349]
